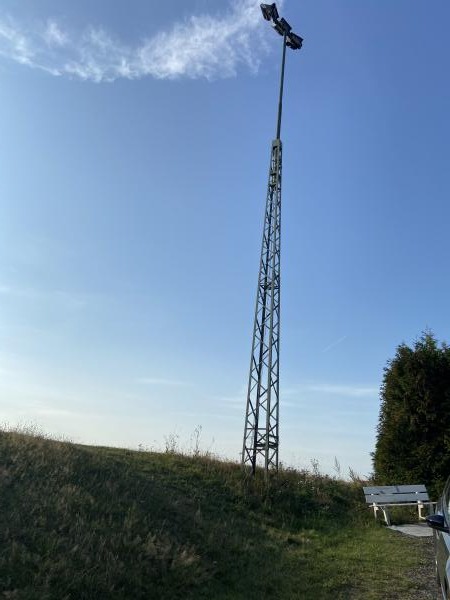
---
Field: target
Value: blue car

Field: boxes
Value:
[427,479,450,599]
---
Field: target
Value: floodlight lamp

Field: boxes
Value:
[279,18,292,34]
[260,3,279,22]
[272,21,285,36]
[286,32,303,50]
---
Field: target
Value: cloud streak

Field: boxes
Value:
[322,335,347,353]
[0,1,276,82]
[136,378,189,387]
[303,383,379,398]
[0,283,88,311]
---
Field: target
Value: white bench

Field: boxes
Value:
[363,485,436,526]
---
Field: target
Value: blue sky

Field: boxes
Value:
[0,0,449,476]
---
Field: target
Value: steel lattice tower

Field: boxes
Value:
[242,4,303,477]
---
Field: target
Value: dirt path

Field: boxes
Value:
[404,537,439,600]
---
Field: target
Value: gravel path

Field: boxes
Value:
[404,536,440,600]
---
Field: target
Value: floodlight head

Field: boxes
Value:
[260,3,279,22]
[279,18,292,34]
[272,21,284,36]
[286,32,303,50]
[261,3,303,51]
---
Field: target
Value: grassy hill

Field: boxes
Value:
[0,429,434,599]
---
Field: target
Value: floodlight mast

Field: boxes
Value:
[276,33,287,140]
[242,3,303,479]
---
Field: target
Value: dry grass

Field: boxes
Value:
[0,427,436,599]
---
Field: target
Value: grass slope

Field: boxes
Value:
[0,431,433,599]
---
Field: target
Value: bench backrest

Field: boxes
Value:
[363,485,430,505]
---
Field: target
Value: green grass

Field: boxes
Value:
[0,429,430,599]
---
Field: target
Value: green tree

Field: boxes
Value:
[373,331,450,497]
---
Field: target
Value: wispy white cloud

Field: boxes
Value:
[136,377,189,387]
[216,385,247,410]
[43,20,69,48]
[215,380,378,408]
[0,19,34,65]
[302,383,379,398]
[0,1,280,82]
[0,283,87,311]
[217,386,298,411]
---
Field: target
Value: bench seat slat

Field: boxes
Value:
[367,501,436,508]
[364,492,430,504]
[363,485,427,494]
